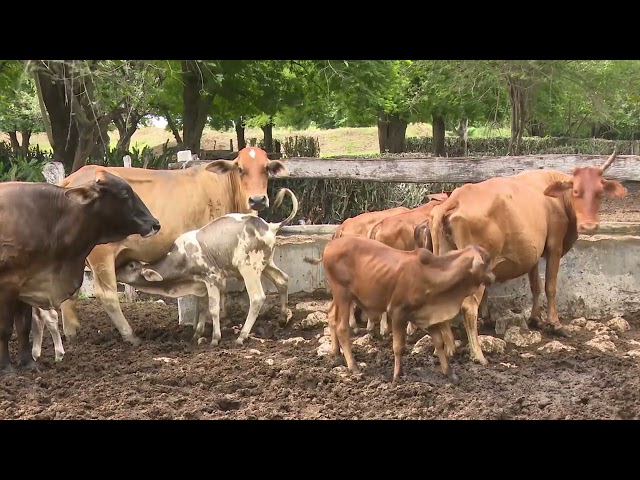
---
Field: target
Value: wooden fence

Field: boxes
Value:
[168,153,640,183]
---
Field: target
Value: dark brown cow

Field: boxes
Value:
[0,169,160,373]
[59,147,288,346]
[306,233,495,383]
[427,150,627,365]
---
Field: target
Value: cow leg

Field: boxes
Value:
[327,301,342,361]
[219,278,228,320]
[391,315,407,383]
[60,288,81,341]
[193,294,210,344]
[202,283,222,347]
[460,285,488,365]
[262,262,290,327]
[440,321,456,357]
[15,301,39,372]
[527,262,543,329]
[0,299,17,374]
[544,247,571,337]
[429,323,458,383]
[90,254,140,346]
[235,267,266,346]
[334,295,360,375]
[44,309,65,362]
[31,308,46,362]
[479,289,492,326]
[351,306,360,334]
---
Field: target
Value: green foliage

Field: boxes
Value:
[0,141,50,182]
[0,61,43,134]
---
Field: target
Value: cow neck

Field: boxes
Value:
[53,193,104,256]
[549,171,578,227]
[229,169,251,214]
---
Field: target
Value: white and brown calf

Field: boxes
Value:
[115,188,299,347]
[31,308,65,362]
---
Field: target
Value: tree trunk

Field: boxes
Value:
[7,131,20,155]
[20,129,31,158]
[114,111,142,157]
[36,70,79,173]
[432,114,446,157]
[236,117,246,150]
[164,110,183,146]
[182,60,215,153]
[457,117,468,156]
[72,128,98,173]
[261,118,274,152]
[377,112,408,153]
[506,75,528,156]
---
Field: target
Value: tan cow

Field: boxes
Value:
[427,150,627,366]
[59,147,288,346]
[313,234,495,383]
[365,193,449,336]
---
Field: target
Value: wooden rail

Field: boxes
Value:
[168,154,640,183]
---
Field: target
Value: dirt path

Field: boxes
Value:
[2,296,640,420]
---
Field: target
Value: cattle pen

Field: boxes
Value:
[4,153,640,420]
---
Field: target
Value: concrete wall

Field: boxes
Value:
[83,223,640,324]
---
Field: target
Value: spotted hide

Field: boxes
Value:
[115,188,299,346]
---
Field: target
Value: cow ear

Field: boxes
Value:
[544,181,573,198]
[64,185,101,204]
[141,268,164,282]
[206,160,237,175]
[602,179,627,198]
[267,160,289,177]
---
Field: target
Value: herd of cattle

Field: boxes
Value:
[0,146,629,385]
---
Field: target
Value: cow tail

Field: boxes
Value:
[413,221,432,251]
[270,188,299,233]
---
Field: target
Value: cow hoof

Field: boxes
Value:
[0,364,16,375]
[197,337,208,346]
[471,355,489,366]
[209,339,219,347]
[54,353,65,363]
[126,336,142,347]
[448,372,459,384]
[235,337,245,347]
[330,356,344,368]
[528,316,543,329]
[18,359,40,373]
[551,325,571,338]
[64,333,77,344]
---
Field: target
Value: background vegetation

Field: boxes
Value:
[2,60,639,222]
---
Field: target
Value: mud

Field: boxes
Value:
[2,294,640,420]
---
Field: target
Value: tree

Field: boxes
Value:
[0,61,43,157]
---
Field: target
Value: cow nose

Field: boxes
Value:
[249,195,268,210]
[578,222,598,234]
[144,221,161,238]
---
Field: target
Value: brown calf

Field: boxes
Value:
[316,234,495,383]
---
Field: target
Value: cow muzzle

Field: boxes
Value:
[577,222,599,234]
[142,221,161,238]
[248,195,269,211]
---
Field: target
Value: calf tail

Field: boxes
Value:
[270,188,299,233]
[303,251,324,265]
[413,221,432,251]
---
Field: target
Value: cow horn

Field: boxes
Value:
[599,148,618,173]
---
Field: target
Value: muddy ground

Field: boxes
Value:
[2,293,640,420]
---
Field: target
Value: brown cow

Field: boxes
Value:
[365,193,449,336]
[427,150,627,366]
[312,234,495,383]
[0,170,159,373]
[59,147,288,346]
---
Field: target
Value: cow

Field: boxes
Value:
[0,169,160,373]
[364,193,450,337]
[31,308,64,363]
[307,232,495,383]
[58,147,289,347]
[331,206,411,333]
[427,150,627,366]
[114,187,298,347]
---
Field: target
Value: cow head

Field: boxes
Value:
[64,168,161,242]
[205,147,289,211]
[543,150,627,233]
[116,260,163,284]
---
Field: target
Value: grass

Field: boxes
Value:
[19,121,511,158]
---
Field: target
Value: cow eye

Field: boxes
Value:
[238,166,244,174]
[120,189,129,198]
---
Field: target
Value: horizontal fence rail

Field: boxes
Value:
[168,154,640,183]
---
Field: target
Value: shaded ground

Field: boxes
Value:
[2,295,640,420]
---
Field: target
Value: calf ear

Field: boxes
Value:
[602,179,627,198]
[206,160,237,175]
[64,185,101,204]
[544,181,573,198]
[141,268,164,282]
[267,160,289,177]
